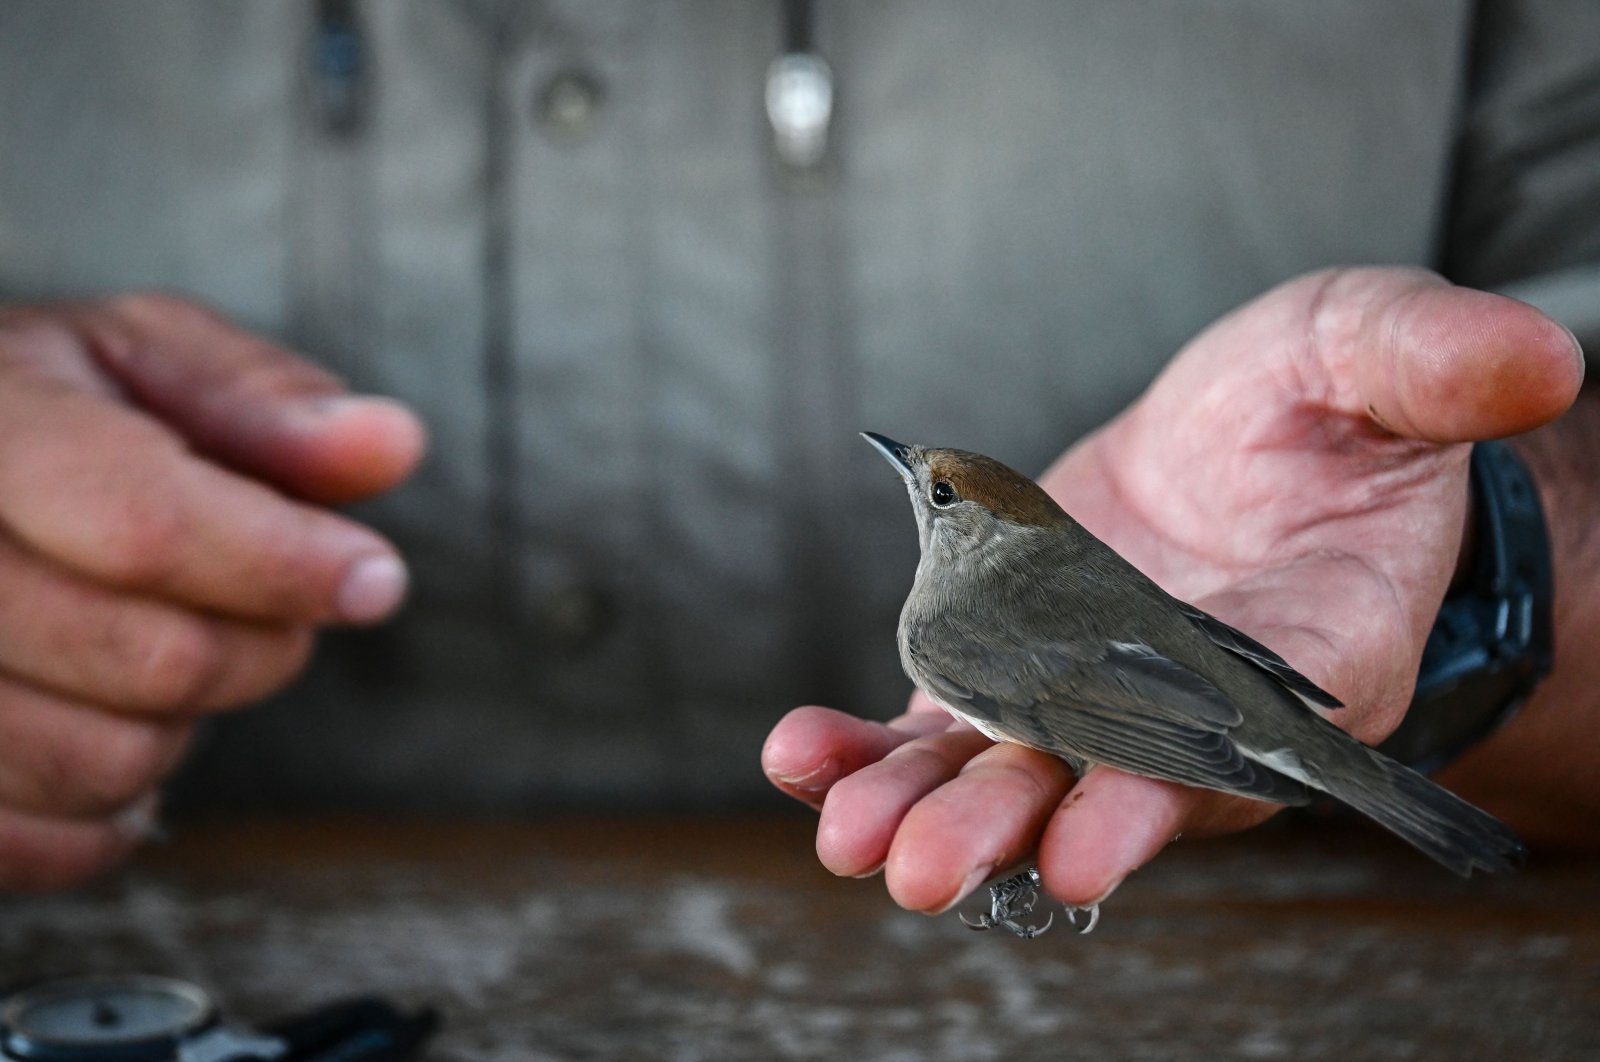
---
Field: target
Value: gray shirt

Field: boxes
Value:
[2,0,1597,812]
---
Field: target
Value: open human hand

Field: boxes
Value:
[0,295,425,889]
[763,267,1582,915]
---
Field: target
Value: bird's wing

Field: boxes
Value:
[907,637,1312,805]
[1174,601,1343,710]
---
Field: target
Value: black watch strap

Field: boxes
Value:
[1379,440,1554,774]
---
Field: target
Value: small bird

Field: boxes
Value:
[862,432,1526,904]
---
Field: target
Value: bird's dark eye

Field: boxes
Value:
[930,481,958,507]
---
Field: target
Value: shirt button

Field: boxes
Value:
[766,52,833,168]
[537,583,614,651]
[535,68,606,140]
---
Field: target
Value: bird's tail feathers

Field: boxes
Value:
[1315,745,1526,877]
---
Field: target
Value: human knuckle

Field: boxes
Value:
[24,722,159,819]
[90,485,187,588]
[883,741,957,781]
[984,758,1062,805]
[78,725,178,814]
[106,290,213,327]
[819,765,875,814]
[132,617,226,709]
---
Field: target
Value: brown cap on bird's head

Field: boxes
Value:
[861,433,1069,529]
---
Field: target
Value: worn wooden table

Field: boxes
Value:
[3,814,1597,1060]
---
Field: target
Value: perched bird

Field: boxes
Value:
[863,432,1526,885]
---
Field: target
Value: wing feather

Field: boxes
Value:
[1174,602,1343,709]
[907,635,1312,806]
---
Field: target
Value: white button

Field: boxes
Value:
[766,52,833,168]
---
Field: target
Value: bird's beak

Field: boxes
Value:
[861,431,916,483]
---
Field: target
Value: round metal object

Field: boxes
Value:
[1,975,215,1061]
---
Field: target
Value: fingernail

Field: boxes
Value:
[850,861,885,879]
[113,793,165,844]
[309,394,367,412]
[1084,875,1125,908]
[289,394,416,433]
[769,756,839,792]
[933,863,995,914]
[281,394,366,431]
[307,393,386,417]
[338,553,409,622]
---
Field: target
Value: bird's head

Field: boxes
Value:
[861,432,1071,561]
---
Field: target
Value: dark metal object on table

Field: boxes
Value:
[0,975,436,1062]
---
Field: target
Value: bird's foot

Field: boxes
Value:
[959,907,1055,939]
[958,866,1098,939]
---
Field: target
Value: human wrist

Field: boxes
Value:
[1435,391,1600,842]
[1385,440,1554,772]
[1505,387,1600,639]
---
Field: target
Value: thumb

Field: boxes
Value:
[70,294,426,505]
[1309,268,1584,443]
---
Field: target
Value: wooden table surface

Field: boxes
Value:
[3,813,1598,1061]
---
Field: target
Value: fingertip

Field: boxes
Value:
[884,834,994,915]
[815,790,886,878]
[1369,284,1584,442]
[763,705,951,801]
[920,863,995,916]
[803,716,992,879]
[883,742,1075,912]
[762,706,862,803]
[814,731,980,878]
[882,822,963,913]
[282,395,429,503]
[1502,307,1585,426]
[763,705,836,772]
[0,809,139,892]
[335,552,411,625]
[1036,768,1188,907]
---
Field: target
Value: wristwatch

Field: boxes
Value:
[1379,440,1554,774]
[0,975,436,1062]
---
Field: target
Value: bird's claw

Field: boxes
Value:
[958,866,1098,940]
[959,907,1054,939]
[1064,903,1100,935]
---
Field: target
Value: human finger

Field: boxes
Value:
[0,385,407,624]
[0,679,191,819]
[1156,268,1583,445]
[54,295,426,504]
[0,803,150,892]
[1323,269,1582,442]
[0,534,315,713]
[1034,767,1277,907]
[762,704,952,809]
[814,724,993,878]
[881,741,1074,913]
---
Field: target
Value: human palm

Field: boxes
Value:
[763,267,1581,913]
